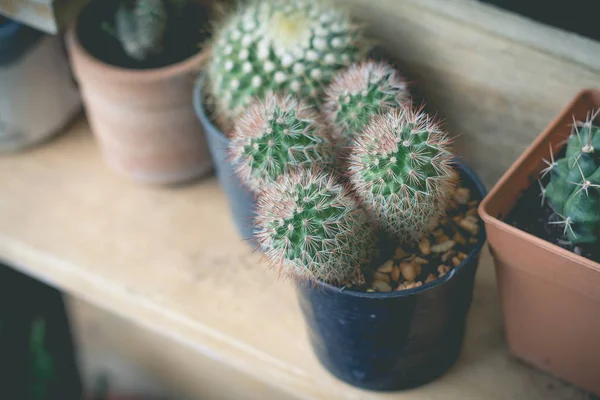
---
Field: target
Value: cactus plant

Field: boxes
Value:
[322,60,410,148]
[347,107,456,242]
[229,94,334,193]
[255,168,377,285]
[540,111,600,245]
[113,0,186,61]
[207,0,368,131]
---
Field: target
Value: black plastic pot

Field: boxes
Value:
[193,83,257,243]
[296,162,487,391]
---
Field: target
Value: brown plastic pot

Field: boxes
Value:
[66,1,212,185]
[478,89,600,395]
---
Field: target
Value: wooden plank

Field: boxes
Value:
[0,119,590,399]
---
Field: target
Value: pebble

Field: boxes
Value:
[377,260,394,273]
[372,280,392,292]
[438,264,451,277]
[454,188,470,205]
[458,252,468,260]
[373,271,391,283]
[459,219,479,235]
[454,232,466,246]
[394,247,409,259]
[395,283,407,291]
[400,263,417,281]
[405,281,423,289]
[452,256,461,267]
[426,273,437,283]
[391,266,401,281]
[413,257,429,265]
[431,240,456,253]
[441,250,456,263]
[419,238,431,255]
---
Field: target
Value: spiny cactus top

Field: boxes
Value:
[230,95,334,193]
[323,60,410,148]
[114,0,185,61]
[207,0,367,131]
[347,107,456,242]
[541,111,600,244]
[255,168,377,285]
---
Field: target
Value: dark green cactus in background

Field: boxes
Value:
[114,0,186,61]
[541,110,600,245]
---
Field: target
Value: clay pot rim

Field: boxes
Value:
[478,88,600,273]
[67,13,210,82]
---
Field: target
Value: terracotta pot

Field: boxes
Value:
[66,2,212,185]
[478,89,600,395]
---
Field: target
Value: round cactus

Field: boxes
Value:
[255,168,377,285]
[322,60,410,148]
[229,95,334,193]
[541,111,600,244]
[207,0,368,131]
[347,107,456,242]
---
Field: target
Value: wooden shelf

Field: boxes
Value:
[2,0,600,397]
[0,119,591,399]
[0,0,88,33]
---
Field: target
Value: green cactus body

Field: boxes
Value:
[207,0,367,131]
[230,95,334,192]
[543,114,600,244]
[323,60,409,148]
[347,108,456,242]
[255,168,377,285]
[115,0,168,61]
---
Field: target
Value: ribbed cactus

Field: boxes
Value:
[323,60,410,148]
[347,107,456,242]
[229,95,334,192]
[255,168,377,285]
[115,0,184,61]
[207,0,368,131]
[541,111,600,244]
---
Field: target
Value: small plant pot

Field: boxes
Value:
[0,18,81,152]
[478,89,600,395]
[66,0,212,185]
[296,162,486,391]
[193,84,257,242]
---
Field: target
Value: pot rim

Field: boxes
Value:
[478,88,600,272]
[67,2,210,82]
[194,80,489,297]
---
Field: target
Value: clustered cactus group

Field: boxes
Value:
[205,0,469,286]
[540,111,600,245]
[111,0,187,61]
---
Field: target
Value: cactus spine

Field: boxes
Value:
[229,95,334,193]
[115,0,184,61]
[323,60,410,148]
[207,0,368,131]
[347,107,456,242]
[255,168,377,285]
[541,111,600,244]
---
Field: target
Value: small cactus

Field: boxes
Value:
[255,168,377,285]
[322,60,410,148]
[347,107,456,242]
[229,95,334,193]
[114,0,185,61]
[207,0,368,131]
[541,110,600,244]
